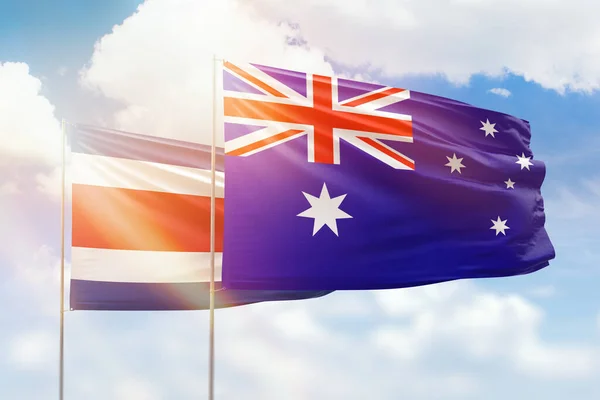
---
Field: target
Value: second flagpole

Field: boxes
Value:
[59,119,66,400]
[208,54,219,400]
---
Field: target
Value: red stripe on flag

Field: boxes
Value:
[72,184,223,252]
[224,97,412,137]
[226,129,304,156]
[312,75,335,164]
[224,62,287,98]
[342,87,404,107]
[358,137,415,169]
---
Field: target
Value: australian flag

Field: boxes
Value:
[220,61,556,291]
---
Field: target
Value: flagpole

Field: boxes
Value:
[208,54,218,400]
[59,118,66,400]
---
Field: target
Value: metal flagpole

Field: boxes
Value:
[59,118,66,400]
[208,55,218,400]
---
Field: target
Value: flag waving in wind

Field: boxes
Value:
[68,124,332,310]
[219,60,556,291]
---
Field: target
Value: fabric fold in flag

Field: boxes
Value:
[219,61,556,291]
[68,123,332,310]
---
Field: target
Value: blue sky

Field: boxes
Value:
[2,0,600,399]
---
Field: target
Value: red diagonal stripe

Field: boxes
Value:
[224,61,287,98]
[358,137,415,169]
[342,87,404,107]
[226,129,305,156]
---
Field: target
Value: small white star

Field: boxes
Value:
[297,183,352,236]
[445,153,466,174]
[504,178,515,189]
[480,119,498,138]
[515,153,533,170]
[490,216,510,236]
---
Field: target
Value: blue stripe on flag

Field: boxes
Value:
[69,279,332,311]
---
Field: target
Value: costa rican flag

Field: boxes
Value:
[68,123,332,310]
[222,61,415,170]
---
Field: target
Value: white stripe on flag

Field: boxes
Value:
[71,152,225,197]
[71,247,223,283]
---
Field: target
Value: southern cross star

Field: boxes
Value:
[445,153,466,174]
[480,119,498,138]
[297,183,352,236]
[490,216,510,236]
[516,153,533,170]
[504,178,515,189]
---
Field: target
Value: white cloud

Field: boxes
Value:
[544,179,600,234]
[5,244,70,316]
[35,165,68,201]
[529,285,557,298]
[373,281,597,380]
[113,378,162,400]
[1,275,599,399]
[488,87,511,97]
[79,0,337,145]
[14,244,61,288]
[251,0,600,94]
[541,178,600,277]
[546,185,598,220]
[0,62,62,165]
[0,181,19,195]
[437,374,479,397]
[210,295,485,399]
[0,62,64,201]
[271,306,329,342]
[8,330,55,370]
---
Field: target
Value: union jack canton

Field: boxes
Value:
[222,61,415,170]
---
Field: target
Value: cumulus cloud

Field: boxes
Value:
[250,0,600,94]
[373,281,597,380]
[0,62,64,200]
[79,0,337,145]
[209,295,486,399]
[8,330,55,371]
[529,285,557,298]
[545,179,600,221]
[0,181,20,195]
[4,244,69,317]
[488,88,512,97]
[0,62,62,165]
[542,178,600,276]
[35,166,67,201]
[113,378,162,400]
[2,275,599,399]
[13,244,61,288]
